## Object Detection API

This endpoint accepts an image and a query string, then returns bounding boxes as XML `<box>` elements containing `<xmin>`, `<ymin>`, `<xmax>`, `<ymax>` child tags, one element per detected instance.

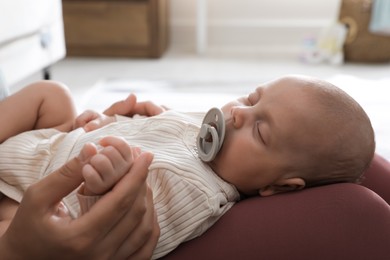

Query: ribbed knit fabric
<box><xmin>0</xmin><ymin>110</ymin><xmax>239</xmax><ymax>258</ymax></box>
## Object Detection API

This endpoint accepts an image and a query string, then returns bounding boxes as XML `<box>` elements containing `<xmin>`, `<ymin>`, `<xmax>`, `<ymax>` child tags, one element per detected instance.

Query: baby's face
<box><xmin>209</xmin><ymin>76</ymin><xmax>321</xmax><ymax>195</ymax></box>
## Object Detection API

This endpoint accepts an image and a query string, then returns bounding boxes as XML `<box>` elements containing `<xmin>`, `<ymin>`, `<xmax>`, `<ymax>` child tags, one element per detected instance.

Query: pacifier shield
<box><xmin>197</xmin><ymin>107</ymin><xmax>226</xmax><ymax>162</ymax></box>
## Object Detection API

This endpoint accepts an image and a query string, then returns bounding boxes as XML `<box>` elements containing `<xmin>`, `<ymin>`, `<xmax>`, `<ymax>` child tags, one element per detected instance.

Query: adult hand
<box><xmin>0</xmin><ymin>144</ymin><xmax>159</xmax><ymax>259</ymax></box>
<box><xmin>104</xmin><ymin>93</ymin><xmax>165</xmax><ymax>118</ymax></box>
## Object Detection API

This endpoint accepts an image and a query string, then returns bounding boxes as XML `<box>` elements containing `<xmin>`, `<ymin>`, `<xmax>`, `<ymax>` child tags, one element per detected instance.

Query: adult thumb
<box><xmin>31</xmin><ymin>144</ymin><xmax>96</xmax><ymax>207</ymax></box>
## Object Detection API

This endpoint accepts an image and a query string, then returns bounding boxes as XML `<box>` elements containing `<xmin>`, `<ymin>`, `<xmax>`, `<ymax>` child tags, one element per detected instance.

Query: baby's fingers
<box><xmin>74</xmin><ymin>110</ymin><xmax>100</xmax><ymax>129</ymax></box>
<box><xmin>83</xmin><ymin>142</ymin><xmax>133</xmax><ymax>195</ymax></box>
<box><xmin>82</xmin><ymin>163</ymin><xmax>106</xmax><ymax>195</ymax></box>
<box><xmin>85</xmin><ymin>116</ymin><xmax>116</xmax><ymax>132</ymax></box>
<box><xmin>99</xmin><ymin>136</ymin><xmax>134</xmax><ymax>162</ymax></box>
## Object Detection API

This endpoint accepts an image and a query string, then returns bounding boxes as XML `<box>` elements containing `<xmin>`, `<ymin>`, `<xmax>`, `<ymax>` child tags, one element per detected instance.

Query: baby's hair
<box><xmin>296</xmin><ymin>77</ymin><xmax>375</xmax><ymax>188</ymax></box>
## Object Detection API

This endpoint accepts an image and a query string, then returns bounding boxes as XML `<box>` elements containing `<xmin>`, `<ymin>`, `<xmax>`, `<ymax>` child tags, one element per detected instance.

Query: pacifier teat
<box><xmin>197</xmin><ymin>107</ymin><xmax>226</xmax><ymax>162</ymax></box>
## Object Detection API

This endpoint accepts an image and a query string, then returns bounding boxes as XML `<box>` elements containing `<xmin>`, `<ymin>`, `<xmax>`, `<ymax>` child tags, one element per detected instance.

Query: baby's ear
<box><xmin>259</xmin><ymin>177</ymin><xmax>305</xmax><ymax>197</ymax></box>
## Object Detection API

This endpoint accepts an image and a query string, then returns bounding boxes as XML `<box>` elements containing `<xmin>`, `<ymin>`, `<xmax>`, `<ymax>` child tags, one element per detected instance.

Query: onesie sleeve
<box><xmin>76</xmin><ymin>190</ymin><xmax>101</xmax><ymax>216</ymax></box>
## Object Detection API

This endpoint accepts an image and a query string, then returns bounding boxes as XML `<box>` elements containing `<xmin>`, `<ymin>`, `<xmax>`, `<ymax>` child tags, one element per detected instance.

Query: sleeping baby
<box><xmin>0</xmin><ymin>75</ymin><xmax>375</xmax><ymax>259</ymax></box>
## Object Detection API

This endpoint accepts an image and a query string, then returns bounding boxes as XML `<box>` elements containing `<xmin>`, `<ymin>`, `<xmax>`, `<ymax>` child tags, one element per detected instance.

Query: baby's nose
<box><xmin>232</xmin><ymin>106</ymin><xmax>250</xmax><ymax>128</ymax></box>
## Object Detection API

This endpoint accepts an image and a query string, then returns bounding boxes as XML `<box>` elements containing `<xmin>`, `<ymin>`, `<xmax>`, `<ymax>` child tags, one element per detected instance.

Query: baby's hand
<box><xmin>81</xmin><ymin>136</ymin><xmax>141</xmax><ymax>196</ymax></box>
<box><xmin>74</xmin><ymin>110</ymin><xmax>116</xmax><ymax>132</ymax></box>
<box><xmin>104</xmin><ymin>93</ymin><xmax>166</xmax><ymax>118</ymax></box>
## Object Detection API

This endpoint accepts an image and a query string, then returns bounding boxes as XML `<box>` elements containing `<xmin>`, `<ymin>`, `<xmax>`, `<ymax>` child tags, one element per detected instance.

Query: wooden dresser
<box><xmin>62</xmin><ymin>0</ymin><xmax>169</xmax><ymax>58</ymax></box>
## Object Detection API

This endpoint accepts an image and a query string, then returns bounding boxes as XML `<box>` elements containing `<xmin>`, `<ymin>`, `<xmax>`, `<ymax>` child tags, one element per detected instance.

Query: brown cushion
<box><xmin>162</xmin><ymin>154</ymin><xmax>390</xmax><ymax>259</ymax></box>
<box><xmin>361</xmin><ymin>153</ymin><xmax>390</xmax><ymax>204</ymax></box>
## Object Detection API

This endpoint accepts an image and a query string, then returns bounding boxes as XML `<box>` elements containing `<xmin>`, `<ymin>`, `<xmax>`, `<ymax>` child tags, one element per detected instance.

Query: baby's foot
<box><xmin>81</xmin><ymin>136</ymin><xmax>139</xmax><ymax>196</ymax></box>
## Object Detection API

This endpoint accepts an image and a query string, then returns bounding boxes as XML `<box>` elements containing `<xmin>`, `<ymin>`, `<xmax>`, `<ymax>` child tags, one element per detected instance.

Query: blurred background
<box><xmin>169</xmin><ymin>0</ymin><xmax>340</xmax><ymax>56</ymax></box>
<box><xmin>1</xmin><ymin>0</ymin><xmax>389</xmax><ymax>158</ymax></box>
<box><xmin>4</xmin><ymin>0</ymin><xmax>390</xmax><ymax>98</ymax></box>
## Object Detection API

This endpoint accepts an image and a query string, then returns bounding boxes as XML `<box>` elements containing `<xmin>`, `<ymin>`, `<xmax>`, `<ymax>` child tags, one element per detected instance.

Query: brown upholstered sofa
<box><xmin>162</xmin><ymin>153</ymin><xmax>390</xmax><ymax>259</ymax></box>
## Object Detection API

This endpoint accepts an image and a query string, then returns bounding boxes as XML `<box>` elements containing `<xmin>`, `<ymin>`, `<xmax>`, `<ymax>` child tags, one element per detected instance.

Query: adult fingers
<box><xmin>103</xmin><ymin>93</ymin><xmax>164</xmax><ymax>117</ymax></box>
<box><xmin>29</xmin><ymin>143</ymin><xmax>97</xmax><ymax>208</ymax></box>
<box><xmin>103</xmin><ymin>94</ymin><xmax>137</xmax><ymax>116</ymax></box>
<box><xmin>73</xmin><ymin>152</ymin><xmax>153</xmax><ymax>241</ymax></box>
<box><xmin>128</xmin><ymin>211</ymin><xmax>160</xmax><ymax>260</ymax></box>
<box><xmin>115</xmin><ymin>185</ymin><xmax>160</xmax><ymax>259</ymax></box>
<box><xmin>131</xmin><ymin>100</ymin><xmax>165</xmax><ymax>117</ymax></box>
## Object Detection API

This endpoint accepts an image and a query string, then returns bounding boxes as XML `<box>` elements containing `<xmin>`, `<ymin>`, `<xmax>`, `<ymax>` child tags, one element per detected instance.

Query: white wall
<box><xmin>169</xmin><ymin>0</ymin><xmax>341</xmax><ymax>57</ymax></box>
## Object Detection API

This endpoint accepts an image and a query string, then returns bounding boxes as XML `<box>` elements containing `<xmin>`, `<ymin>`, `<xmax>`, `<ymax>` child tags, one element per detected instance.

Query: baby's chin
<box><xmin>208</xmin><ymin>157</ymin><xmax>256</xmax><ymax>197</ymax></box>
<box><xmin>207</xmin><ymin>154</ymin><xmax>222</xmax><ymax>175</ymax></box>
<box><xmin>208</xmin><ymin>133</ymin><xmax>230</xmax><ymax>173</ymax></box>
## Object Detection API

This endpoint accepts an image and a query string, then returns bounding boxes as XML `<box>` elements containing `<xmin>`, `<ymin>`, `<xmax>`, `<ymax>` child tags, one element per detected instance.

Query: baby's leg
<box><xmin>81</xmin><ymin>136</ymin><xmax>139</xmax><ymax>196</ymax></box>
<box><xmin>0</xmin><ymin>81</ymin><xmax>77</xmax><ymax>143</ymax></box>
<box><xmin>30</xmin><ymin>81</ymin><xmax>77</xmax><ymax>132</ymax></box>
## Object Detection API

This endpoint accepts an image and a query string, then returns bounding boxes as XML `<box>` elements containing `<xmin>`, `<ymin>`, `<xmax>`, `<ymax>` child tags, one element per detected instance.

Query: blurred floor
<box><xmin>11</xmin><ymin>48</ymin><xmax>390</xmax><ymax>102</ymax></box>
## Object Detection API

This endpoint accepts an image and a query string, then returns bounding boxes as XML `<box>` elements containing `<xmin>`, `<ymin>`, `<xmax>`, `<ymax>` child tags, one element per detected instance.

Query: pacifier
<box><xmin>197</xmin><ymin>107</ymin><xmax>226</xmax><ymax>162</ymax></box>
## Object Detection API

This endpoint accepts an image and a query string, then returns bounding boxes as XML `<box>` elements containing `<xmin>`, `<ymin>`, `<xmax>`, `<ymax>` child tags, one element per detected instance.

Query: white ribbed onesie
<box><xmin>0</xmin><ymin>110</ymin><xmax>240</xmax><ymax>259</ymax></box>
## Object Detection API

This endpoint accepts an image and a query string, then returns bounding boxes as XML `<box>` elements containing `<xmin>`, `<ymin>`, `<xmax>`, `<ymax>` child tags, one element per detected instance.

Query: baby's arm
<box><xmin>80</xmin><ymin>136</ymin><xmax>140</xmax><ymax>196</ymax></box>
<box><xmin>75</xmin><ymin>93</ymin><xmax>166</xmax><ymax>133</ymax></box>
